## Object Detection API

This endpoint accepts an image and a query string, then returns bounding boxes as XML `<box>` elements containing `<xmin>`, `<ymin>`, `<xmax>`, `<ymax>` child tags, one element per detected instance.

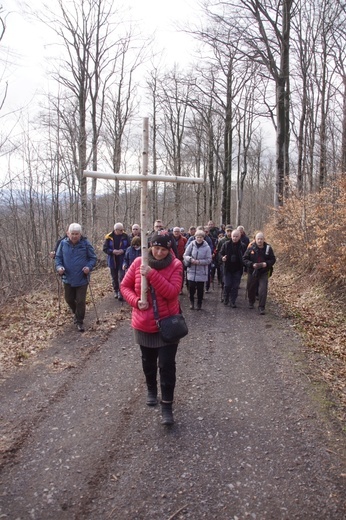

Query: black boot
<box><xmin>189</xmin><ymin>300</ymin><xmax>194</xmax><ymax>310</ymax></box>
<box><xmin>141</xmin><ymin>352</ymin><xmax>158</xmax><ymax>406</ymax></box>
<box><xmin>146</xmin><ymin>389</ymin><xmax>158</xmax><ymax>406</ymax></box>
<box><xmin>197</xmin><ymin>301</ymin><xmax>202</xmax><ymax>310</ymax></box>
<box><xmin>161</xmin><ymin>402</ymin><xmax>174</xmax><ymax>425</ymax></box>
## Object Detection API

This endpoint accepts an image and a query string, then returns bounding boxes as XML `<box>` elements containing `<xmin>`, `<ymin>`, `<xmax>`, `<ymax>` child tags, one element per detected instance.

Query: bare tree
<box><xmin>204</xmin><ymin>0</ymin><xmax>294</xmax><ymax>207</ymax></box>
<box><xmin>154</xmin><ymin>67</ymin><xmax>193</xmax><ymax>223</ymax></box>
<box><xmin>234</xmin><ymin>68</ymin><xmax>259</xmax><ymax>225</ymax></box>
<box><xmin>0</xmin><ymin>8</ymin><xmax>7</xmax><ymax>112</ymax></box>
<box><xmin>290</xmin><ymin>0</ymin><xmax>316</xmax><ymax>193</ymax></box>
<box><xmin>185</xmin><ymin>8</ymin><xmax>268</xmax><ymax>222</ymax></box>
<box><xmin>330</xmin><ymin>0</ymin><xmax>346</xmax><ymax>175</ymax></box>
<box><xmin>36</xmin><ymin>0</ymin><xmax>133</xmax><ymax>230</ymax></box>
<box><xmin>102</xmin><ymin>34</ymin><xmax>143</xmax><ymax>226</ymax></box>
<box><xmin>146</xmin><ymin>65</ymin><xmax>162</xmax><ymax>222</ymax></box>
<box><xmin>290</xmin><ymin>0</ymin><xmax>344</xmax><ymax>192</ymax></box>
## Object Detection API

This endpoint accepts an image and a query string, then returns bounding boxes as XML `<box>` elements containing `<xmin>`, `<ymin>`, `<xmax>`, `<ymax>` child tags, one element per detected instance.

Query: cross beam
<box><xmin>84</xmin><ymin>117</ymin><xmax>204</xmax><ymax>302</ymax></box>
<box><xmin>83</xmin><ymin>171</ymin><xmax>204</xmax><ymax>184</ymax></box>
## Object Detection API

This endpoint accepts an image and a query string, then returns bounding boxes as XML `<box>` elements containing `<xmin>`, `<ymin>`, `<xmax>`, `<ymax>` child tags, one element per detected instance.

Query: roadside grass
<box><xmin>270</xmin><ymin>267</ymin><xmax>346</xmax><ymax>425</ymax></box>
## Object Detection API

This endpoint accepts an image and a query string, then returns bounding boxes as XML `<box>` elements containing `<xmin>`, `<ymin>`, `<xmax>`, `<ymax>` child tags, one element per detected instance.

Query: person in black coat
<box><xmin>220</xmin><ymin>229</ymin><xmax>247</xmax><ymax>307</ymax></box>
<box><xmin>103</xmin><ymin>222</ymin><xmax>130</xmax><ymax>301</ymax></box>
<box><xmin>243</xmin><ymin>231</ymin><xmax>276</xmax><ymax>315</ymax></box>
<box><xmin>237</xmin><ymin>225</ymin><xmax>250</xmax><ymax>247</ymax></box>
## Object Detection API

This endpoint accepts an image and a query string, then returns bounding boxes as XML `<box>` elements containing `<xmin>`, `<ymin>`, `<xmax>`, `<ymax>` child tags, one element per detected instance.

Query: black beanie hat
<box><xmin>150</xmin><ymin>232</ymin><xmax>172</xmax><ymax>250</ymax></box>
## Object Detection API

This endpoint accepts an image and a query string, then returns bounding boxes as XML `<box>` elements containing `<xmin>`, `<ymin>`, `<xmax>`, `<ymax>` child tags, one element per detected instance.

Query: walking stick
<box><xmin>57</xmin><ymin>274</ymin><xmax>62</xmax><ymax>320</ymax></box>
<box><xmin>87</xmin><ymin>276</ymin><xmax>100</xmax><ymax>324</ymax></box>
<box><xmin>53</xmin><ymin>259</ymin><xmax>62</xmax><ymax>323</ymax></box>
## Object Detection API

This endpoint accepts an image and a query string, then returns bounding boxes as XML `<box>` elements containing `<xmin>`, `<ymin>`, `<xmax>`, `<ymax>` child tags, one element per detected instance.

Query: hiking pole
<box><xmin>55</xmin><ymin>271</ymin><xmax>62</xmax><ymax>322</ymax></box>
<box><xmin>87</xmin><ymin>276</ymin><xmax>100</xmax><ymax>323</ymax></box>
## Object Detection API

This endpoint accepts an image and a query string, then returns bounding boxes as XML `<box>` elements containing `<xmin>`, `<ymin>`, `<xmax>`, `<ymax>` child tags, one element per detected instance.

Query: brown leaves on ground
<box><xmin>0</xmin><ymin>268</ymin><xmax>124</xmax><ymax>374</ymax></box>
<box><xmin>264</xmin><ymin>176</ymin><xmax>346</xmax><ymax>424</ymax></box>
<box><xmin>271</xmin><ymin>267</ymin><xmax>346</xmax><ymax>423</ymax></box>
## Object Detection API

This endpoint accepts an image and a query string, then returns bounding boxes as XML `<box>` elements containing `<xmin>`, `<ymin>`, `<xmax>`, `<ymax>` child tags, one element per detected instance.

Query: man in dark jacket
<box><xmin>237</xmin><ymin>225</ymin><xmax>250</xmax><ymax>247</ymax></box>
<box><xmin>220</xmin><ymin>229</ymin><xmax>247</xmax><ymax>307</ymax></box>
<box><xmin>55</xmin><ymin>223</ymin><xmax>97</xmax><ymax>332</ymax></box>
<box><xmin>215</xmin><ymin>225</ymin><xmax>233</xmax><ymax>293</ymax></box>
<box><xmin>103</xmin><ymin>222</ymin><xmax>130</xmax><ymax>301</ymax></box>
<box><xmin>243</xmin><ymin>231</ymin><xmax>276</xmax><ymax>315</ymax></box>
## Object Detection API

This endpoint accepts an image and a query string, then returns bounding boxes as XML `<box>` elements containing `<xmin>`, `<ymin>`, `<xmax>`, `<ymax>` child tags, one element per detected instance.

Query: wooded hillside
<box><xmin>1</xmin><ymin>0</ymin><xmax>345</xmax><ymax>303</ymax></box>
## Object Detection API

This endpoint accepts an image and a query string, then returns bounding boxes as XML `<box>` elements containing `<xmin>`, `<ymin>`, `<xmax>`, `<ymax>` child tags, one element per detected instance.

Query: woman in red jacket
<box><xmin>121</xmin><ymin>233</ymin><xmax>184</xmax><ymax>426</ymax></box>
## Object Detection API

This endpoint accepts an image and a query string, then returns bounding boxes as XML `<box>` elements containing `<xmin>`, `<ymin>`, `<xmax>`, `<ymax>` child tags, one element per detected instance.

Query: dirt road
<box><xmin>0</xmin><ymin>283</ymin><xmax>345</xmax><ymax>519</ymax></box>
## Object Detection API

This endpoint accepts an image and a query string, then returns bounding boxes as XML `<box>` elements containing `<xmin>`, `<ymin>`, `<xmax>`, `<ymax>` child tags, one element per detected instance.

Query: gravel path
<box><xmin>0</xmin><ymin>283</ymin><xmax>345</xmax><ymax>519</ymax></box>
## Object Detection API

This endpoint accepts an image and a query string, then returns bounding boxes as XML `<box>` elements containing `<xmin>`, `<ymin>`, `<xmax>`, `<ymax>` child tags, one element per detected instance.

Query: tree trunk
<box><xmin>342</xmin><ymin>78</ymin><xmax>346</xmax><ymax>174</ymax></box>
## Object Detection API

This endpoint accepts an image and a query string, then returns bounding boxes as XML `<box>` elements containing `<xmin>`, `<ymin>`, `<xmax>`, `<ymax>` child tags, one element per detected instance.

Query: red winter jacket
<box><xmin>175</xmin><ymin>235</ymin><xmax>187</xmax><ymax>261</ymax></box>
<box><xmin>120</xmin><ymin>255</ymin><xmax>183</xmax><ymax>334</ymax></box>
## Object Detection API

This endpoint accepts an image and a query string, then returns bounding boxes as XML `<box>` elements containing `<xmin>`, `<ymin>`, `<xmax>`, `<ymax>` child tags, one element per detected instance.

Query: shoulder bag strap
<box><xmin>150</xmin><ymin>285</ymin><xmax>183</xmax><ymax>319</ymax></box>
<box><xmin>150</xmin><ymin>286</ymin><xmax>160</xmax><ymax>323</ymax></box>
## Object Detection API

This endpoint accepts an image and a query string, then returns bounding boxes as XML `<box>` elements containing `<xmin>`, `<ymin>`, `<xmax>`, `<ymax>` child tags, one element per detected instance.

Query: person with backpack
<box><xmin>215</xmin><ymin>225</ymin><xmax>233</xmax><ymax>294</ymax></box>
<box><xmin>220</xmin><ymin>228</ymin><xmax>247</xmax><ymax>308</ymax></box>
<box><xmin>55</xmin><ymin>223</ymin><xmax>97</xmax><ymax>332</ymax></box>
<box><xmin>103</xmin><ymin>222</ymin><xmax>130</xmax><ymax>301</ymax></box>
<box><xmin>243</xmin><ymin>231</ymin><xmax>276</xmax><ymax>315</ymax></box>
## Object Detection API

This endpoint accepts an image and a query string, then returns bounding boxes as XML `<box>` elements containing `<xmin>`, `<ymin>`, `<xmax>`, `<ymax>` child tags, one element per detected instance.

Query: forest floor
<box><xmin>0</xmin><ymin>266</ymin><xmax>345</xmax><ymax>519</ymax></box>
<box><xmin>1</xmin><ymin>264</ymin><xmax>345</xmax><ymax>424</ymax></box>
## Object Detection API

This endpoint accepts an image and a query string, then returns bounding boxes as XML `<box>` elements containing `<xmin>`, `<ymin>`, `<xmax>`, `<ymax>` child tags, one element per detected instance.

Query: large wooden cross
<box><xmin>84</xmin><ymin>117</ymin><xmax>204</xmax><ymax>302</ymax></box>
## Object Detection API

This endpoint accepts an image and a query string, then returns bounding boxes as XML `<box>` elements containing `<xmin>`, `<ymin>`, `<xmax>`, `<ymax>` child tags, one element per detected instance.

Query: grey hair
<box><xmin>68</xmin><ymin>223</ymin><xmax>82</xmax><ymax>233</ymax></box>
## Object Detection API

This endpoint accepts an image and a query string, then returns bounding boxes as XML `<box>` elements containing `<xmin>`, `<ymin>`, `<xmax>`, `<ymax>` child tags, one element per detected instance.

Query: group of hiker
<box><xmin>53</xmin><ymin>219</ymin><xmax>276</xmax><ymax>426</ymax></box>
<box><xmin>52</xmin><ymin>219</ymin><xmax>276</xmax><ymax>329</ymax></box>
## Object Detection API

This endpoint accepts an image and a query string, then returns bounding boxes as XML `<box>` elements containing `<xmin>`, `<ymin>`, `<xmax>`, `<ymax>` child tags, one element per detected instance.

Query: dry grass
<box><xmin>270</xmin><ymin>266</ymin><xmax>346</xmax><ymax>424</ymax></box>
<box><xmin>0</xmin><ymin>268</ymin><xmax>114</xmax><ymax>373</ymax></box>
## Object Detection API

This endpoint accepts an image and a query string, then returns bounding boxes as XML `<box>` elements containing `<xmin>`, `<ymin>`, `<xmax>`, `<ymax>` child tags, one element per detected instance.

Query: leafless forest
<box><xmin>0</xmin><ymin>0</ymin><xmax>345</xmax><ymax>304</ymax></box>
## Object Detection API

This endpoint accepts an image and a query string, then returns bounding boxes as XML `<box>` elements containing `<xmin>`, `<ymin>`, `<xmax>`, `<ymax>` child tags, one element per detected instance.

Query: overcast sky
<box><xmin>2</xmin><ymin>0</ymin><xmax>201</xmax><ymax>113</ymax></box>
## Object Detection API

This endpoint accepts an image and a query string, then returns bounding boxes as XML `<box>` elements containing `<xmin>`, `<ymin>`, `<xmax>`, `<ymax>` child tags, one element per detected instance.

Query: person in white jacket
<box><xmin>183</xmin><ymin>230</ymin><xmax>212</xmax><ymax>310</ymax></box>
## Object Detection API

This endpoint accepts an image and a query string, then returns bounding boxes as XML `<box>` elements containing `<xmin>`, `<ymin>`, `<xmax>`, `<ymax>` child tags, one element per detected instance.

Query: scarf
<box><xmin>148</xmin><ymin>249</ymin><xmax>173</xmax><ymax>270</ymax></box>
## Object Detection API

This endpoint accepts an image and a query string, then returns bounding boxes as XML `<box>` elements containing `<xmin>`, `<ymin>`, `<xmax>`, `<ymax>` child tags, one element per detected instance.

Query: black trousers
<box><xmin>110</xmin><ymin>267</ymin><xmax>124</xmax><ymax>293</ymax></box>
<box><xmin>140</xmin><ymin>344</ymin><xmax>178</xmax><ymax>402</ymax></box>
<box><xmin>224</xmin><ymin>269</ymin><xmax>243</xmax><ymax>303</ymax></box>
<box><xmin>189</xmin><ymin>280</ymin><xmax>204</xmax><ymax>304</ymax></box>
<box><xmin>64</xmin><ymin>283</ymin><xmax>88</xmax><ymax>324</ymax></box>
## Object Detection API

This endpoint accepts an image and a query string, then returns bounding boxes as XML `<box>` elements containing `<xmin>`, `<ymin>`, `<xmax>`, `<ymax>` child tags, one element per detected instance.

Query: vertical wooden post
<box><xmin>83</xmin><ymin>117</ymin><xmax>204</xmax><ymax>303</ymax></box>
<box><xmin>141</xmin><ymin>117</ymin><xmax>149</xmax><ymax>302</ymax></box>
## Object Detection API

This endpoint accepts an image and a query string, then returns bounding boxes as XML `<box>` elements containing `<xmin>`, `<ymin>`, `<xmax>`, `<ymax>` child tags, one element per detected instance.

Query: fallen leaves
<box><xmin>0</xmin><ymin>268</ymin><xmax>115</xmax><ymax>374</ymax></box>
<box><xmin>271</xmin><ymin>266</ymin><xmax>346</xmax><ymax>423</ymax></box>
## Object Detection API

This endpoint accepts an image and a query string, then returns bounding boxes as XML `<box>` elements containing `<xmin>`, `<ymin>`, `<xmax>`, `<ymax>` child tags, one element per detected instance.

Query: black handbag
<box><xmin>150</xmin><ymin>287</ymin><xmax>188</xmax><ymax>343</ymax></box>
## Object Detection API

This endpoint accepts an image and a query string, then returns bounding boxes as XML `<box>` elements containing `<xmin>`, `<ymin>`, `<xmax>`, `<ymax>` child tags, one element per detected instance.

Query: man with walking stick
<box><xmin>55</xmin><ymin>223</ymin><xmax>97</xmax><ymax>332</ymax></box>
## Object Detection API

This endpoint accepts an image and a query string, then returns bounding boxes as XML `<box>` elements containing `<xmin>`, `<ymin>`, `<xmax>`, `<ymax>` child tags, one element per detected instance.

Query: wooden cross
<box><xmin>84</xmin><ymin>117</ymin><xmax>204</xmax><ymax>302</ymax></box>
